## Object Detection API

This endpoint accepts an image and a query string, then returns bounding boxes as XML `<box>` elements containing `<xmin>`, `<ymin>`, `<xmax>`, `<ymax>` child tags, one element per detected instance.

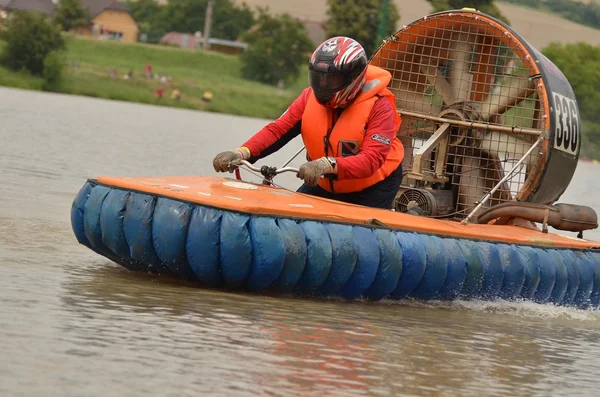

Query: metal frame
<box><xmin>397</xmin><ymin>110</ymin><xmax>543</xmax><ymax>137</ymax></box>
<box><xmin>461</xmin><ymin>136</ymin><xmax>544</xmax><ymax>224</ymax></box>
<box><xmin>406</xmin><ymin>122</ymin><xmax>451</xmax><ymax>183</ymax></box>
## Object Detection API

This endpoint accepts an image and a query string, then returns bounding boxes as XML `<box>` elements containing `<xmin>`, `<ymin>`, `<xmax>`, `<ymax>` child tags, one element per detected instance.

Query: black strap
<box><xmin>322</xmin><ymin>109</ymin><xmax>343</xmax><ymax>194</ymax></box>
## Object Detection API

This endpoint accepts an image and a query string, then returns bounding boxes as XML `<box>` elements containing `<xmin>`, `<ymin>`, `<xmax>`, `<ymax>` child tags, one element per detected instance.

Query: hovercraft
<box><xmin>71</xmin><ymin>9</ymin><xmax>600</xmax><ymax>308</ymax></box>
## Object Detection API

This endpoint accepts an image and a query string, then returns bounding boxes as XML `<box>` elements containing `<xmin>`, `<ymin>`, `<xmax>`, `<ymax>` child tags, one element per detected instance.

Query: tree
<box><xmin>426</xmin><ymin>0</ymin><xmax>510</xmax><ymax>25</ymax></box>
<box><xmin>126</xmin><ymin>0</ymin><xmax>162</xmax><ymax>24</ymax></box>
<box><xmin>54</xmin><ymin>0</ymin><xmax>91</xmax><ymax>32</ymax></box>
<box><xmin>0</xmin><ymin>11</ymin><xmax>66</xmax><ymax>76</ymax></box>
<box><xmin>125</xmin><ymin>0</ymin><xmax>169</xmax><ymax>43</ymax></box>
<box><xmin>325</xmin><ymin>0</ymin><xmax>400</xmax><ymax>58</ymax></box>
<box><xmin>213</xmin><ymin>1</ymin><xmax>255</xmax><ymax>41</ymax></box>
<box><xmin>164</xmin><ymin>0</ymin><xmax>254</xmax><ymax>40</ymax></box>
<box><xmin>542</xmin><ymin>42</ymin><xmax>600</xmax><ymax>158</ymax></box>
<box><xmin>240</xmin><ymin>12</ymin><xmax>314</xmax><ymax>86</ymax></box>
<box><xmin>125</xmin><ymin>0</ymin><xmax>256</xmax><ymax>44</ymax></box>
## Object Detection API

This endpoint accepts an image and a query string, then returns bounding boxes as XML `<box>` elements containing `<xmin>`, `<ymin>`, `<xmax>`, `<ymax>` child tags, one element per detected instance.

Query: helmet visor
<box><xmin>309</xmin><ymin>70</ymin><xmax>351</xmax><ymax>104</ymax></box>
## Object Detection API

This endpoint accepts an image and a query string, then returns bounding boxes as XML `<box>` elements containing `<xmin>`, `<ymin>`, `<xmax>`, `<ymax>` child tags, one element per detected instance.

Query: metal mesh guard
<box><xmin>371</xmin><ymin>11</ymin><xmax>547</xmax><ymax>220</ymax></box>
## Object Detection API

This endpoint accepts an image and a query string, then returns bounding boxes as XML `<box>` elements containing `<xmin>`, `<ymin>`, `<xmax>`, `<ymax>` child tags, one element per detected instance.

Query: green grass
<box><xmin>0</xmin><ymin>35</ymin><xmax>307</xmax><ymax>119</ymax></box>
<box><xmin>0</xmin><ymin>65</ymin><xmax>43</xmax><ymax>90</ymax></box>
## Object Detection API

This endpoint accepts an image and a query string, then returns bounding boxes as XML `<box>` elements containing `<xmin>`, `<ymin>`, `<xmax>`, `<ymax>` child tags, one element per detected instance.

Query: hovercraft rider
<box><xmin>213</xmin><ymin>36</ymin><xmax>405</xmax><ymax>210</ymax></box>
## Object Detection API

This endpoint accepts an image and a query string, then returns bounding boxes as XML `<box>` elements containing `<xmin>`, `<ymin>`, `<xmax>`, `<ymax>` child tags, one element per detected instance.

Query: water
<box><xmin>1</xmin><ymin>86</ymin><xmax>600</xmax><ymax>396</ymax></box>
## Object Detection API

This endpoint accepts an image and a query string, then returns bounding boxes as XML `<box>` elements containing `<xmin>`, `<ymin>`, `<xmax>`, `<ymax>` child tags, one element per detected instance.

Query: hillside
<box><xmin>495</xmin><ymin>2</ymin><xmax>600</xmax><ymax>47</ymax></box>
<box><xmin>233</xmin><ymin>0</ymin><xmax>600</xmax><ymax>49</ymax></box>
<box><xmin>0</xmin><ymin>37</ymin><xmax>304</xmax><ymax>119</ymax></box>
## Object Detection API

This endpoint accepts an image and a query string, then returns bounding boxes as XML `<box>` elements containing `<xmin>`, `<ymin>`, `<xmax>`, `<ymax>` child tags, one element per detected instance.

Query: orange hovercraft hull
<box><xmin>70</xmin><ymin>175</ymin><xmax>600</xmax><ymax>308</ymax></box>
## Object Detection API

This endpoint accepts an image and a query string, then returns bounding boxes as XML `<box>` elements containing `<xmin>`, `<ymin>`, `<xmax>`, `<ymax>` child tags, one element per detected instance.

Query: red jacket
<box><xmin>242</xmin><ymin>87</ymin><xmax>399</xmax><ymax>180</ymax></box>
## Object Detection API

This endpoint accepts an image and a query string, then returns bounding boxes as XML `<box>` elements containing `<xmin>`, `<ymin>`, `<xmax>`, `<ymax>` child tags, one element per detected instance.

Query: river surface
<box><xmin>1</xmin><ymin>86</ymin><xmax>600</xmax><ymax>397</ymax></box>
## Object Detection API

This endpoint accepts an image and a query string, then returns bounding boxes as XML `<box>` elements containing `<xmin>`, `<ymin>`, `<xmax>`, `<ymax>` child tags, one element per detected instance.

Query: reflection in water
<box><xmin>58</xmin><ymin>262</ymin><xmax>600</xmax><ymax>396</ymax></box>
<box><xmin>2</xmin><ymin>87</ymin><xmax>600</xmax><ymax>396</ymax></box>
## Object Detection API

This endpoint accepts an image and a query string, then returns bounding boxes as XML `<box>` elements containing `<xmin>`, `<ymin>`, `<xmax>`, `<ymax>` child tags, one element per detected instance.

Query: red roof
<box><xmin>159</xmin><ymin>32</ymin><xmax>199</xmax><ymax>50</ymax></box>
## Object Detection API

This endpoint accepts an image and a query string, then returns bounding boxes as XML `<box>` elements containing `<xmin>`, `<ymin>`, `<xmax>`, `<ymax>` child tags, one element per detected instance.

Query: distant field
<box><xmin>234</xmin><ymin>0</ymin><xmax>600</xmax><ymax>49</ymax></box>
<box><xmin>0</xmin><ymin>36</ymin><xmax>306</xmax><ymax>119</ymax></box>
<box><xmin>495</xmin><ymin>2</ymin><xmax>600</xmax><ymax>47</ymax></box>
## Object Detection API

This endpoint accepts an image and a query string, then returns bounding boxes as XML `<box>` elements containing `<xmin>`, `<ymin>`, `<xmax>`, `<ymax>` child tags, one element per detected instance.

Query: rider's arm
<box><xmin>335</xmin><ymin>97</ymin><xmax>399</xmax><ymax>180</ymax></box>
<box><xmin>241</xmin><ymin>88</ymin><xmax>311</xmax><ymax>162</ymax></box>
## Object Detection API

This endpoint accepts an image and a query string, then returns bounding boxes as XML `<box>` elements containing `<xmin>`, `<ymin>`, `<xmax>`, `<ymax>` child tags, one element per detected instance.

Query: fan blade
<box><xmin>479</xmin><ymin>131</ymin><xmax>539</xmax><ymax>174</ymax></box>
<box><xmin>457</xmin><ymin>156</ymin><xmax>486</xmax><ymax>214</ymax></box>
<box><xmin>448</xmin><ymin>37</ymin><xmax>473</xmax><ymax>103</ymax></box>
<box><xmin>479</xmin><ymin>131</ymin><xmax>527</xmax><ymax>157</ymax></box>
<box><xmin>390</xmin><ymin>80</ymin><xmax>442</xmax><ymax>115</ymax></box>
<box><xmin>479</xmin><ymin>76</ymin><xmax>535</xmax><ymax>121</ymax></box>
<box><xmin>420</xmin><ymin>64</ymin><xmax>456</xmax><ymax>106</ymax></box>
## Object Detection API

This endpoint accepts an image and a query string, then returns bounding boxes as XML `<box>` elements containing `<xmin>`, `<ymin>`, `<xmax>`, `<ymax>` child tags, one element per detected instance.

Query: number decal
<box><xmin>555</xmin><ymin>97</ymin><xmax>563</xmax><ymax>147</ymax></box>
<box><xmin>553</xmin><ymin>93</ymin><xmax>579</xmax><ymax>154</ymax></box>
<box><xmin>569</xmin><ymin>100</ymin><xmax>578</xmax><ymax>153</ymax></box>
<box><xmin>562</xmin><ymin>97</ymin><xmax>571</xmax><ymax>147</ymax></box>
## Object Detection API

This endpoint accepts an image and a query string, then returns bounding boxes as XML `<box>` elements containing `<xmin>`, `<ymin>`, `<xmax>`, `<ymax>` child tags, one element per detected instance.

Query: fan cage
<box><xmin>396</xmin><ymin>189</ymin><xmax>431</xmax><ymax>213</ymax></box>
<box><xmin>372</xmin><ymin>11</ymin><xmax>549</xmax><ymax>220</ymax></box>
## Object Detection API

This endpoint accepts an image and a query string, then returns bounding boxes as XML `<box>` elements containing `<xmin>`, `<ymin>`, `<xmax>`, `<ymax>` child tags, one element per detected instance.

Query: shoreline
<box><xmin>0</xmin><ymin>36</ymin><xmax>306</xmax><ymax>120</ymax></box>
<box><xmin>2</xmin><ymin>83</ymin><xmax>598</xmax><ymax>164</ymax></box>
<box><xmin>0</xmin><ymin>84</ymin><xmax>276</xmax><ymax>123</ymax></box>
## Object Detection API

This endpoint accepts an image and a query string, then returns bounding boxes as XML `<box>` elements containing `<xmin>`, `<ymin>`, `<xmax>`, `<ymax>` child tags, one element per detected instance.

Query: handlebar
<box><xmin>235</xmin><ymin>159</ymin><xmax>300</xmax><ymax>175</ymax></box>
<box><xmin>229</xmin><ymin>159</ymin><xmax>300</xmax><ymax>184</ymax></box>
<box><xmin>230</xmin><ymin>159</ymin><xmax>328</xmax><ymax>185</ymax></box>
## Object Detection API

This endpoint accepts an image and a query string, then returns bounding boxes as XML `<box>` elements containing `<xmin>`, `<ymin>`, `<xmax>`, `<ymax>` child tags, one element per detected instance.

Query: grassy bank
<box><xmin>0</xmin><ymin>36</ymin><xmax>306</xmax><ymax>119</ymax></box>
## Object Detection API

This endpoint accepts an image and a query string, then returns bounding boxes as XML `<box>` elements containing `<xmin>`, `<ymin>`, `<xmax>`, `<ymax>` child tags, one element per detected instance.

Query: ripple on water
<box><xmin>2</xmin><ymin>88</ymin><xmax>600</xmax><ymax>397</ymax></box>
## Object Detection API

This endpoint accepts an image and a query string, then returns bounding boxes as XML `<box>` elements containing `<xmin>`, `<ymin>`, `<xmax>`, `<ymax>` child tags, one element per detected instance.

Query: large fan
<box><xmin>371</xmin><ymin>9</ymin><xmax>581</xmax><ymax>221</ymax></box>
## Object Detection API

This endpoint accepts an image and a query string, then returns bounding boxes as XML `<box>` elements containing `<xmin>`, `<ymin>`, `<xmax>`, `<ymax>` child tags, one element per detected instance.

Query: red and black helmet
<box><xmin>308</xmin><ymin>37</ymin><xmax>368</xmax><ymax>108</ymax></box>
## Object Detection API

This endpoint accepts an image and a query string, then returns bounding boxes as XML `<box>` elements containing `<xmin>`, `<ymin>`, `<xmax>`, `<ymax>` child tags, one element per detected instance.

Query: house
<box><xmin>159</xmin><ymin>32</ymin><xmax>200</xmax><ymax>50</ymax></box>
<box><xmin>74</xmin><ymin>0</ymin><xmax>139</xmax><ymax>43</ymax></box>
<box><xmin>159</xmin><ymin>32</ymin><xmax>248</xmax><ymax>55</ymax></box>
<box><xmin>207</xmin><ymin>37</ymin><xmax>248</xmax><ymax>55</ymax></box>
<box><xmin>0</xmin><ymin>0</ymin><xmax>9</xmax><ymax>21</ymax></box>
<box><xmin>0</xmin><ymin>1</ymin><xmax>138</xmax><ymax>43</ymax></box>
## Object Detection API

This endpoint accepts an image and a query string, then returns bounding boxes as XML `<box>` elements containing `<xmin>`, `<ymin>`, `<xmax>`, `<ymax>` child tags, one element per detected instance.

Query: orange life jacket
<box><xmin>301</xmin><ymin>65</ymin><xmax>404</xmax><ymax>194</ymax></box>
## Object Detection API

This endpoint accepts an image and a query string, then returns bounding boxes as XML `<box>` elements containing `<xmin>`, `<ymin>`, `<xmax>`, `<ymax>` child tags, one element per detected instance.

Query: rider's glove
<box><xmin>297</xmin><ymin>157</ymin><xmax>333</xmax><ymax>186</ymax></box>
<box><xmin>212</xmin><ymin>147</ymin><xmax>251</xmax><ymax>172</ymax></box>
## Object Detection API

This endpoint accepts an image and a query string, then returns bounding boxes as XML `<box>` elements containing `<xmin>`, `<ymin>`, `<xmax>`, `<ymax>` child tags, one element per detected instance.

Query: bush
<box><xmin>41</xmin><ymin>51</ymin><xmax>65</xmax><ymax>91</ymax></box>
<box><xmin>0</xmin><ymin>11</ymin><xmax>65</xmax><ymax>76</ymax></box>
<box><xmin>240</xmin><ymin>12</ymin><xmax>314</xmax><ymax>86</ymax></box>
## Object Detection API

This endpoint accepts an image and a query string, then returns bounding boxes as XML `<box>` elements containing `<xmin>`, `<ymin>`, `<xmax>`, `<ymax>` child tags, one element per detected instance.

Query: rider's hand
<box><xmin>212</xmin><ymin>147</ymin><xmax>250</xmax><ymax>172</ymax></box>
<box><xmin>297</xmin><ymin>157</ymin><xmax>333</xmax><ymax>186</ymax></box>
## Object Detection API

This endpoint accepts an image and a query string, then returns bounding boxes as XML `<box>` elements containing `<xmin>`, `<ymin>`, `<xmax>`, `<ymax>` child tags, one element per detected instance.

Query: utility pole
<box><xmin>203</xmin><ymin>0</ymin><xmax>215</xmax><ymax>50</ymax></box>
